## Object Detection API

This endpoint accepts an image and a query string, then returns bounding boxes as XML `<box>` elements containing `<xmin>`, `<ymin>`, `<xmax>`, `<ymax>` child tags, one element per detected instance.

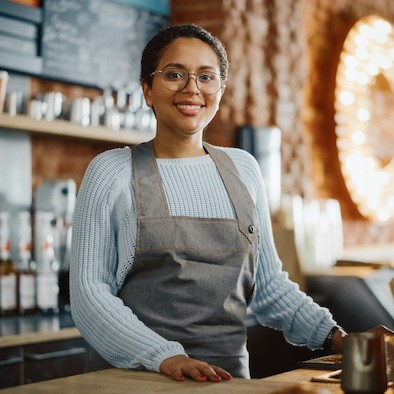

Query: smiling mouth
<box><xmin>176</xmin><ymin>104</ymin><xmax>203</xmax><ymax>110</ymax></box>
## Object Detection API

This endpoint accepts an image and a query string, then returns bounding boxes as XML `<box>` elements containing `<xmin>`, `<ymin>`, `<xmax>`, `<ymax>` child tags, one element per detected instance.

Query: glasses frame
<box><xmin>150</xmin><ymin>68</ymin><xmax>224</xmax><ymax>95</ymax></box>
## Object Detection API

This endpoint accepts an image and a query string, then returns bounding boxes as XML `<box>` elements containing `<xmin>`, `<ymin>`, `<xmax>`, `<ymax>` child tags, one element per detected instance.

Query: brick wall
<box><xmin>31</xmin><ymin>134</ymin><xmax>119</xmax><ymax>191</ymax></box>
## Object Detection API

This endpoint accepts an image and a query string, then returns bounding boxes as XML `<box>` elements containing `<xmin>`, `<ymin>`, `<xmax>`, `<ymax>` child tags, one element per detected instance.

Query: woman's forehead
<box><xmin>157</xmin><ymin>38</ymin><xmax>220</xmax><ymax>70</ymax></box>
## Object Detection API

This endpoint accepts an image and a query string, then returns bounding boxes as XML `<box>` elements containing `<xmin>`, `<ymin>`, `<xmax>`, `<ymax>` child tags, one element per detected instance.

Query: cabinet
<box><xmin>24</xmin><ymin>337</ymin><xmax>88</xmax><ymax>384</ymax></box>
<box><xmin>0</xmin><ymin>336</ymin><xmax>88</xmax><ymax>389</ymax></box>
<box><xmin>246</xmin><ymin>325</ymin><xmax>328</xmax><ymax>378</ymax></box>
<box><xmin>0</xmin><ymin>113</ymin><xmax>153</xmax><ymax>145</ymax></box>
<box><xmin>0</xmin><ymin>346</ymin><xmax>23</xmax><ymax>388</ymax></box>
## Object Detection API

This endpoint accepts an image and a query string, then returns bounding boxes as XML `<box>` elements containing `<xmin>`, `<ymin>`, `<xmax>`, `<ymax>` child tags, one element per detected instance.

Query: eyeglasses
<box><xmin>150</xmin><ymin>67</ymin><xmax>223</xmax><ymax>95</ymax></box>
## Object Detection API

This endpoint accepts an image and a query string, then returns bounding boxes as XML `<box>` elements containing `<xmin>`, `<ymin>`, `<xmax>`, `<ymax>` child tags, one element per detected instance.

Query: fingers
<box><xmin>212</xmin><ymin>366</ymin><xmax>233</xmax><ymax>381</ymax></box>
<box><xmin>160</xmin><ymin>355</ymin><xmax>233</xmax><ymax>382</ymax></box>
<box><xmin>185</xmin><ymin>363</ymin><xmax>232</xmax><ymax>382</ymax></box>
<box><xmin>184</xmin><ymin>364</ymin><xmax>221</xmax><ymax>382</ymax></box>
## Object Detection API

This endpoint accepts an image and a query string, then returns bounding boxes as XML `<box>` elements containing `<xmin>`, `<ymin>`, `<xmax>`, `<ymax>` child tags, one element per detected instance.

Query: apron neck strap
<box><xmin>203</xmin><ymin>142</ymin><xmax>257</xmax><ymax>243</ymax></box>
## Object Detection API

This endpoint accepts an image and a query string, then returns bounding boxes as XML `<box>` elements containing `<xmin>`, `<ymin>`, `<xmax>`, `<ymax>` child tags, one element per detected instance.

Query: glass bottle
<box><xmin>36</xmin><ymin>212</ymin><xmax>59</xmax><ymax>315</ymax></box>
<box><xmin>54</xmin><ymin>215</ymin><xmax>72</xmax><ymax>313</ymax></box>
<box><xmin>16</xmin><ymin>211</ymin><xmax>37</xmax><ymax>315</ymax></box>
<box><xmin>0</xmin><ymin>212</ymin><xmax>17</xmax><ymax>316</ymax></box>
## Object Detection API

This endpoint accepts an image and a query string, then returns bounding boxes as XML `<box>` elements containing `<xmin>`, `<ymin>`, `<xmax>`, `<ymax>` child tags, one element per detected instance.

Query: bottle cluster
<box><xmin>0</xmin><ymin>211</ymin><xmax>66</xmax><ymax>316</ymax></box>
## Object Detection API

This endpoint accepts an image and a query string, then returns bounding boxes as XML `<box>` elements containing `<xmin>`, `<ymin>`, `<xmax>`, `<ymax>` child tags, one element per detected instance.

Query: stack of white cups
<box><xmin>280</xmin><ymin>195</ymin><xmax>344</xmax><ymax>273</ymax></box>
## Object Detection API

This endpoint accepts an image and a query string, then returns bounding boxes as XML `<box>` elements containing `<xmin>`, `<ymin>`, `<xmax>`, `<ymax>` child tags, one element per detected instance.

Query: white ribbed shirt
<box><xmin>70</xmin><ymin>144</ymin><xmax>336</xmax><ymax>372</ymax></box>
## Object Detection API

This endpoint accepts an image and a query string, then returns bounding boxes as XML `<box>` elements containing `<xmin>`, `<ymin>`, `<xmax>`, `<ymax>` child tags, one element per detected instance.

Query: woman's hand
<box><xmin>331</xmin><ymin>327</ymin><xmax>348</xmax><ymax>354</ymax></box>
<box><xmin>159</xmin><ymin>355</ymin><xmax>233</xmax><ymax>382</ymax></box>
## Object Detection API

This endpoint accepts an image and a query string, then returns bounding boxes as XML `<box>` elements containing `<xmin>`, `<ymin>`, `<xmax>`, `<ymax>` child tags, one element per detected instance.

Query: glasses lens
<box><xmin>197</xmin><ymin>72</ymin><xmax>221</xmax><ymax>94</ymax></box>
<box><xmin>160</xmin><ymin>68</ymin><xmax>221</xmax><ymax>94</ymax></box>
<box><xmin>161</xmin><ymin>69</ymin><xmax>187</xmax><ymax>92</ymax></box>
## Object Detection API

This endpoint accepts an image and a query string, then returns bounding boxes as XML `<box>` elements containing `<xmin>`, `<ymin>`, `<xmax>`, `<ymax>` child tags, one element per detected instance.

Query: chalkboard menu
<box><xmin>41</xmin><ymin>0</ymin><xmax>167</xmax><ymax>89</ymax></box>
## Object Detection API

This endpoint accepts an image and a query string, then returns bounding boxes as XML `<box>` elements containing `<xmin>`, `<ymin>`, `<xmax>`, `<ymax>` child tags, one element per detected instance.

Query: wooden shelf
<box><xmin>0</xmin><ymin>327</ymin><xmax>81</xmax><ymax>349</ymax></box>
<box><xmin>0</xmin><ymin>114</ymin><xmax>154</xmax><ymax>145</ymax></box>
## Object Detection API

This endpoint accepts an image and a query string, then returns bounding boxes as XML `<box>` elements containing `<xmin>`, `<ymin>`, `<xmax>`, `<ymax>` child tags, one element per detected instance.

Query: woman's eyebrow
<box><xmin>162</xmin><ymin>63</ymin><xmax>185</xmax><ymax>69</ymax></box>
<box><xmin>162</xmin><ymin>63</ymin><xmax>218</xmax><ymax>72</ymax></box>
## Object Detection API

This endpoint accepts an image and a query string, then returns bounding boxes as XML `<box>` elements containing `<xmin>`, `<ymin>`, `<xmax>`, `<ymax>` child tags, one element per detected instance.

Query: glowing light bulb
<box><xmin>376</xmin><ymin>170</ymin><xmax>390</xmax><ymax>186</ymax></box>
<box><xmin>388</xmin><ymin>196</ymin><xmax>394</xmax><ymax>209</ymax></box>
<box><xmin>344</xmin><ymin>55</ymin><xmax>358</xmax><ymax>69</ymax></box>
<box><xmin>352</xmin><ymin>130</ymin><xmax>366</xmax><ymax>145</ymax></box>
<box><xmin>354</xmin><ymin>34</ymin><xmax>368</xmax><ymax>47</ymax></box>
<box><xmin>365</xmin><ymin>62</ymin><xmax>379</xmax><ymax>75</ymax></box>
<box><xmin>377</xmin><ymin>207</ymin><xmax>391</xmax><ymax>222</ymax></box>
<box><xmin>339</xmin><ymin>91</ymin><xmax>354</xmax><ymax>105</ymax></box>
<box><xmin>359</xmin><ymin>24</ymin><xmax>373</xmax><ymax>38</ymax></box>
<box><xmin>356</xmin><ymin>183</ymin><xmax>369</xmax><ymax>196</ymax></box>
<box><xmin>371</xmin><ymin>53</ymin><xmax>391</xmax><ymax>69</ymax></box>
<box><xmin>355</xmin><ymin>71</ymin><xmax>370</xmax><ymax>84</ymax></box>
<box><xmin>355</xmin><ymin>47</ymin><xmax>369</xmax><ymax>60</ymax></box>
<box><xmin>367</xmin><ymin>195</ymin><xmax>380</xmax><ymax>209</ymax></box>
<box><xmin>374</xmin><ymin>19</ymin><xmax>392</xmax><ymax>35</ymax></box>
<box><xmin>356</xmin><ymin>108</ymin><xmax>370</xmax><ymax>122</ymax></box>
<box><xmin>345</xmin><ymin>68</ymin><xmax>357</xmax><ymax>81</ymax></box>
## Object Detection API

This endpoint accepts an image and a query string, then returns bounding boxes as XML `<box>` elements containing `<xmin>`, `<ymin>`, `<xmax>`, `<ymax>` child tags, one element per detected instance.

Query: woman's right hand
<box><xmin>159</xmin><ymin>355</ymin><xmax>232</xmax><ymax>382</ymax></box>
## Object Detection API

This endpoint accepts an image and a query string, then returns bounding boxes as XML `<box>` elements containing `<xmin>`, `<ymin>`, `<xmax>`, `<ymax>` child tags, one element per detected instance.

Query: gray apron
<box><xmin>88</xmin><ymin>141</ymin><xmax>259</xmax><ymax>378</ymax></box>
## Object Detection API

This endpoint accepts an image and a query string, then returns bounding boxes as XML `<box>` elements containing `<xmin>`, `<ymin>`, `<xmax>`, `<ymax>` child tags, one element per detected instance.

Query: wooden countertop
<box><xmin>305</xmin><ymin>265</ymin><xmax>391</xmax><ymax>278</ymax></box>
<box><xmin>0</xmin><ymin>368</ymin><xmax>392</xmax><ymax>394</ymax></box>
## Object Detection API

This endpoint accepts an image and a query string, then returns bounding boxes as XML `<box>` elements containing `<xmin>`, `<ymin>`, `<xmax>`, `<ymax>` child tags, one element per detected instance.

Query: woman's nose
<box><xmin>183</xmin><ymin>74</ymin><xmax>200</xmax><ymax>93</ymax></box>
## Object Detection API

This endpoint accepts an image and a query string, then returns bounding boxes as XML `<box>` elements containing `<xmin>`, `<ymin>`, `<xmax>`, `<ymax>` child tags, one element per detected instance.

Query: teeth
<box><xmin>177</xmin><ymin>104</ymin><xmax>201</xmax><ymax>110</ymax></box>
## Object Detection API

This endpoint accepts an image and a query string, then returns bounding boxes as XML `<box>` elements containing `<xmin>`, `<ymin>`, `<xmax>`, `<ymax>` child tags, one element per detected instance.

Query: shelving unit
<box><xmin>0</xmin><ymin>114</ymin><xmax>154</xmax><ymax>144</ymax></box>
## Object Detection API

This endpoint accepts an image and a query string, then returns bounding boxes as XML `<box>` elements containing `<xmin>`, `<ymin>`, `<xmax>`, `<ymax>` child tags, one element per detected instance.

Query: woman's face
<box><xmin>143</xmin><ymin>38</ymin><xmax>225</xmax><ymax>140</ymax></box>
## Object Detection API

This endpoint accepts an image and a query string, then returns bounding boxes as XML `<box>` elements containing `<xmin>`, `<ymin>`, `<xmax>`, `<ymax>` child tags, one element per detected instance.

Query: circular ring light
<box><xmin>335</xmin><ymin>15</ymin><xmax>394</xmax><ymax>222</ymax></box>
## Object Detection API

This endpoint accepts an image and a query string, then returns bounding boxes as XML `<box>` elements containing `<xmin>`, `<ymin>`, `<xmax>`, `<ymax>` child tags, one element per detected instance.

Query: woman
<box><xmin>70</xmin><ymin>24</ymin><xmax>345</xmax><ymax>382</ymax></box>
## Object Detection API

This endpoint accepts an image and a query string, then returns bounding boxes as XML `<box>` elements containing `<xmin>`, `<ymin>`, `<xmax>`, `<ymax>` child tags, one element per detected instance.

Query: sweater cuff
<box><xmin>140</xmin><ymin>341</ymin><xmax>188</xmax><ymax>372</ymax></box>
<box><xmin>312</xmin><ymin>319</ymin><xmax>337</xmax><ymax>350</ymax></box>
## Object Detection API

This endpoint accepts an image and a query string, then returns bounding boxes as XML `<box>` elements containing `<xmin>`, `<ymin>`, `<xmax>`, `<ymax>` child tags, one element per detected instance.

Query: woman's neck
<box><xmin>152</xmin><ymin>136</ymin><xmax>206</xmax><ymax>158</ymax></box>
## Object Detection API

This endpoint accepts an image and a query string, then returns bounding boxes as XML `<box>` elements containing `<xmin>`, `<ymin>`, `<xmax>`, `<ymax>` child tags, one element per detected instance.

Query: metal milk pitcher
<box><xmin>341</xmin><ymin>332</ymin><xmax>387</xmax><ymax>393</ymax></box>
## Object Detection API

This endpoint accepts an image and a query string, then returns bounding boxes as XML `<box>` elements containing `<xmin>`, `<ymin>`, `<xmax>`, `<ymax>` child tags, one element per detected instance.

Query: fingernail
<box><xmin>225</xmin><ymin>373</ymin><xmax>232</xmax><ymax>380</ymax></box>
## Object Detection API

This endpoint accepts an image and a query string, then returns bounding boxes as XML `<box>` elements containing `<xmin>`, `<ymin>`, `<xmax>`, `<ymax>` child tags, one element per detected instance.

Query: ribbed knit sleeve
<box><xmin>70</xmin><ymin>147</ymin><xmax>187</xmax><ymax>372</ymax></box>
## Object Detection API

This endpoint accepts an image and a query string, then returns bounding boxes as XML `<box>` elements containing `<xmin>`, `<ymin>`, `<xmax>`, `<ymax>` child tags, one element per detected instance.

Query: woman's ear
<box><xmin>215</xmin><ymin>85</ymin><xmax>225</xmax><ymax>111</ymax></box>
<box><xmin>142</xmin><ymin>80</ymin><xmax>152</xmax><ymax>107</ymax></box>
<box><xmin>220</xmin><ymin>84</ymin><xmax>226</xmax><ymax>98</ymax></box>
